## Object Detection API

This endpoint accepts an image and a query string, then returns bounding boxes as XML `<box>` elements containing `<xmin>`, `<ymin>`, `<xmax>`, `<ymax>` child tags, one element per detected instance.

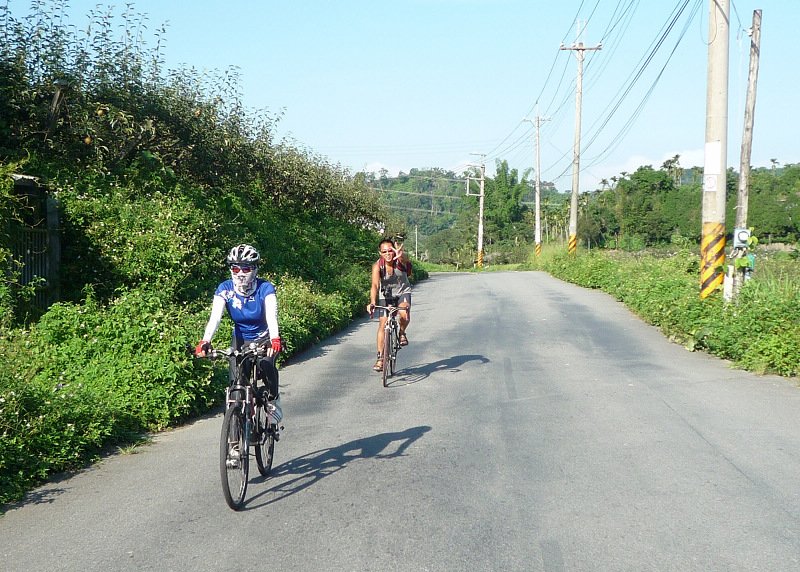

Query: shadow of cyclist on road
<box><xmin>244</xmin><ymin>425</ymin><xmax>432</xmax><ymax>509</ymax></box>
<box><xmin>388</xmin><ymin>354</ymin><xmax>490</xmax><ymax>387</ymax></box>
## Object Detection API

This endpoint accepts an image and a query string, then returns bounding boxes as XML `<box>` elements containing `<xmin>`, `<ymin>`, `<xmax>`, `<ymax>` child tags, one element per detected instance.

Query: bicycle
<box><xmin>372</xmin><ymin>296</ymin><xmax>403</xmax><ymax>387</ymax></box>
<box><xmin>204</xmin><ymin>343</ymin><xmax>281</xmax><ymax>510</ymax></box>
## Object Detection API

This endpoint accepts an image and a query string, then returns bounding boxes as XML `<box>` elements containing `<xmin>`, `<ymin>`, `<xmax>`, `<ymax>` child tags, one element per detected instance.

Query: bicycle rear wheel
<box><xmin>220</xmin><ymin>404</ymin><xmax>249</xmax><ymax>510</ymax></box>
<box><xmin>381</xmin><ymin>325</ymin><xmax>391</xmax><ymax>387</ymax></box>
<box><xmin>254</xmin><ymin>404</ymin><xmax>275</xmax><ymax>477</ymax></box>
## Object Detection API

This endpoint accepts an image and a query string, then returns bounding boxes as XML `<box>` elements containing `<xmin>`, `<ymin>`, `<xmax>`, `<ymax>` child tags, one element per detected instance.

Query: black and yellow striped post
<box><xmin>568</xmin><ymin>234</ymin><xmax>577</xmax><ymax>255</ymax></box>
<box><xmin>477</xmin><ymin>249</ymin><xmax>484</xmax><ymax>268</ymax></box>
<box><xmin>535</xmin><ymin>242</ymin><xmax>542</xmax><ymax>257</ymax></box>
<box><xmin>700</xmin><ymin>222</ymin><xmax>725</xmax><ymax>298</ymax></box>
<box><xmin>700</xmin><ymin>0</ymin><xmax>730</xmax><ymax>299</ymax></box>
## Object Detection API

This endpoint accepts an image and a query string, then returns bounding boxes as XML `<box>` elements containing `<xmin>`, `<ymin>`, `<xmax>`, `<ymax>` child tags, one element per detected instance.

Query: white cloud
<box><xmin>361</xmin><ymin>162</ymin><xmax>403</xmax><ymax>177</ymax></box>
<box><xmin>671</xmin><ymin>148</ymin><xmax>705</xmax><ymax>169</ymax></box>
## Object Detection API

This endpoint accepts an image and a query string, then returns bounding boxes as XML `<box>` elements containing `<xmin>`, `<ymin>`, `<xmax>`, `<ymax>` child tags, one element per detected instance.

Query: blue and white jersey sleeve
<box><xmin>264</xmin><ymin>292</ymin><xmax>279</xmax><ymax>340</ymax></box>
<box><xmin>201</xmin><ymin>295</ymin><xmax>227</xmax><ymax>343</ymax></box>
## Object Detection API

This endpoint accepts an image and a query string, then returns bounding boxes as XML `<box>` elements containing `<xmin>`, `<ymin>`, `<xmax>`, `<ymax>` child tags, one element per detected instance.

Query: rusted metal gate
<box><xmin>10</xmin><ymin>175</ymin><xmax>60</xmax><ymax>310</ymax></box>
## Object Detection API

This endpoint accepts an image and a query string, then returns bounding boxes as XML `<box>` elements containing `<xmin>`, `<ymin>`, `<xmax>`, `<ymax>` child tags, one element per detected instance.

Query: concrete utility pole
<box><xmin>729</xmin><ymin>9</ymin><xmax>762</xmax><ymax>300</ymax></box>
<box><xmin>466</xmin><ymin>155</ymin><xmax>486</xmax><ymax>268</ymax></box>
<box><xmin>561</xmin><ymin>24</ymin><xmax>601</xmax><ymax>255</ymax></box>
<box><xmin>700</xmin><ymin>0</ymin><xmax>730</xmax><ymax>299</ymax></box>
<box><xmin>524</xmin><ymin>114</ymin><xmax>550</xmax><ymax>257</ymax></box>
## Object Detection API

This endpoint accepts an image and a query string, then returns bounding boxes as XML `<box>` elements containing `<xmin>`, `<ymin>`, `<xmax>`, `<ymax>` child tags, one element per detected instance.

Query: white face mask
<box><xmin>231</xmin><ymin>266</ymin><xmax>258</xmax><ymax>296</ymax></box>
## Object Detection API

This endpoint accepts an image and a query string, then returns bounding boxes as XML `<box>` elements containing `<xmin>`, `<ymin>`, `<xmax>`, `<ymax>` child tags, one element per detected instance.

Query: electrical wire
<box><xmin>483</xmin><ymin>0</ymin><xmax>590</xmax><ymax>161</ymax></box>
<box><xmin>583</xmin><ymin>0</ymin><xmax>692</xmax><ymax>139</ymax></box>
<box><xmin>542</xmin><ymin>0</ymin><xmax>702</xmax><ymax>183</ymax></box>
<box><xmin>582</xmin><ymin>0</ymin><xmax>703</xmax><ymax>170</ymax></box>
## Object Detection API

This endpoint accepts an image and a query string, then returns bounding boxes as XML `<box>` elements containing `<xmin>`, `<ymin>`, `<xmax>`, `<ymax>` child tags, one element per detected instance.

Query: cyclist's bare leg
<box><xmin>375</xmin><ymin>314</ymin><xmax>388</xmax><ymax>367</ymax></box>
<box><xmin>398</xmin><ymin>302</ymin><xmax>410</xmax><ymax>344</ymax></box>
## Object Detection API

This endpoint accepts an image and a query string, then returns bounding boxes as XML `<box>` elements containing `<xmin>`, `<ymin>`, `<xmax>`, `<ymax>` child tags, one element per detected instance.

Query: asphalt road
<box><xmin>2</xmin><ymin>271</ymin><xmax>800</xmax><ymax>571</ymax></box>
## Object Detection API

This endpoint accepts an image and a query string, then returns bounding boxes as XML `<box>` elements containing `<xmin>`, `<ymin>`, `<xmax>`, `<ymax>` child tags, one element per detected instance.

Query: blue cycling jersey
<box><xmin>214</xmin><ymin>278</ymin><xmax>277</xmax><ymax>343</ymax></box>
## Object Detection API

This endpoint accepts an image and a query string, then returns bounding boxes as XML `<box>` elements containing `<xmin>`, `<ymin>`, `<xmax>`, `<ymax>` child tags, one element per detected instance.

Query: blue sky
<box><xmin>9</xmin><ymin>0</ymin><xmax>799</xmax><ymax>191</ymax></box>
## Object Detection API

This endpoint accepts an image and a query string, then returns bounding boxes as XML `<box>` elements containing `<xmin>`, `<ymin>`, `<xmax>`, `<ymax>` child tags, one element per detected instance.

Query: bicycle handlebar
<box><xmin>202</xmin><ymin>343</ymin><xmax>270</xmax><ymax>361</ymax></box>
<box><xmin>369</xmin><ymin>303</ymin><xmax>406</xmax><ymax>320</ymax></box>
<box><xmin>370</xmin><ymin>304</ymin><xmax>402</xmax><ymax>311</ymax></box>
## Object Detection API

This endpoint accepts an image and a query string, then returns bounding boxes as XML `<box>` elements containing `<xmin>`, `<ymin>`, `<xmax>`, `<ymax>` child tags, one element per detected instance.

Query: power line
<box><xmin>582</xmin><ymin>0</ymin><xmax>702</xmax><ymax>168</ymax></box>
<box><xmin>541</xmin><ymin>0</ymin><xmax>701</xmax><ymax>184</ymax></box>
<box><xmin>484</xmin><ymin>0</ymin><xmax>591</xmax><ymax>160</ymax></box>
<box><xmin>380</xmin><ymin>174</ymin><xmax>467</xmax><ymax>183</ymax></box>
<box><xmin>382</xmin><ymin>205</ymin><xmax>457</xmax><ymax>215</ymax></box>
<box><xmin>371</xmin><ymin>188</ymin><xmax>464</xmax><ymax>199</ymax></box>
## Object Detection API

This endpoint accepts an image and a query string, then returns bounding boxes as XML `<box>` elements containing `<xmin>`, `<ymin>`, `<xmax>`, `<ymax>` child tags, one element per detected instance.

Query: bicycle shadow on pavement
<box><xmin>243</xmin><ymin>425</ymin><xmax>432</xmax><ymax>510</ymax></box>
<box><xmin>387</xmin><ymin>354</ymin><xmax>490</xmax><ymax>388</ymax></box>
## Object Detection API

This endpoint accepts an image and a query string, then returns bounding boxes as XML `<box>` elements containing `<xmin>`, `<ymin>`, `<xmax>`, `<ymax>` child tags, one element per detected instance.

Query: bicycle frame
<box><xmin>372</xmin><ymin>302</ymin><xmax>403</xmax><ymax>385</ymax></box>
<box><xmin>205</xmin><ymin>343</ymin><xmax>277</xmax><ymax>509</ymax></box>
<box><xmin>225</xmin><ymin>357</ymin><xmax>257</xmax><ymax>412</ymax></box>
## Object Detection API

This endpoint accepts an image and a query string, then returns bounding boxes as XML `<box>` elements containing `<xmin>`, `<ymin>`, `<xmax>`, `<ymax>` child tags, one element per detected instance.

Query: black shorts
<box><xmin>375</xmin><ymin>293</ymin><xmax>411</xmax><ymax>317</ymax></box>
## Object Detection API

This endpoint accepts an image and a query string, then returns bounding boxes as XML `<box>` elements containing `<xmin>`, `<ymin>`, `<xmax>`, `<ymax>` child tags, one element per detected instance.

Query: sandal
<box><xmin>399</xmin><ymin>333</ymin><xmax>409</xmax><ymax>346</ymax></box>
<box><xmin>372</xmin><ymin>358</ymin><xmax>383</xmax><ymax>372</ymax></box>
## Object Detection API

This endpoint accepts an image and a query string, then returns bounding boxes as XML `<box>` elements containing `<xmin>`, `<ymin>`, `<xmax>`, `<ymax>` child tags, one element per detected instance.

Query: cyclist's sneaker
<box><xmin>267</xmin><ymin>395</ymin><xmax>283</xmax><ymax>425</ymax></box>
<box><xmin>256</xmin><ymin>386</ymin><xmax>267</xmax><ymax>403</ymax></box>
<box><xmin>399</xmin><ymin>333</ymin><xmax>409</xmax><ymax>346</ymax></box>
<box><xmin>373</xmin><ymin>358</ymin><xmax>383</xmax><ymax>372</ymax></box>
<box><xmin>227</xmin><ymin>446</ymin><xmax>240</xmax><ymax>468</ymax></box>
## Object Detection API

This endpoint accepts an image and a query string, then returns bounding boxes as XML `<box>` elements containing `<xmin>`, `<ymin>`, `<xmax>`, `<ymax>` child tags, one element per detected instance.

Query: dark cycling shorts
<box><xmin>375</xmin><ymin>293</ymin><xmax>411</xmax><ymax>318</ymax></box>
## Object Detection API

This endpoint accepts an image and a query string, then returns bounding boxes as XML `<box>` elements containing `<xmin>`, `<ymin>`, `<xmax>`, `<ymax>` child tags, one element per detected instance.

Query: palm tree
<box><xmin>662</xmin><ymin>154</ymin><xmax>682</xmax><ymax>186</ymax></box>
<box><xmin>672</xmin><ymin>154</ymin><xmax>682</xmax><ymax>186</ymax></box>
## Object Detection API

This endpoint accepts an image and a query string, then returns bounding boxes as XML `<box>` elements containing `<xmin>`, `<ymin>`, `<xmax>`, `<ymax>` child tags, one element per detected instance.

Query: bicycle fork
<box><xmin>225</xmin><ymin>385</ymin><xmax>254</xmax><ymax>468</ymax></box>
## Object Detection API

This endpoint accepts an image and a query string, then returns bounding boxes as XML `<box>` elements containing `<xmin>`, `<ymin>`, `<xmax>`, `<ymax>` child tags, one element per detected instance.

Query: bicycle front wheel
<box><xmin>254</xmin><ymin>404</ymin><xmax>275</xmax><ymax>477</ymax></box>
<box><xmin>382</xmin><ymin>325</ymin><xmax>391</xmax><ymax>387</ymax></box>
<box><xmin>389</xmin><ymin>326</ymin><xmax>397</xmax><ymax>376</ymax></box>
<box><xmin>220</xmin><ymin>405</ymin><xmax>249</xmax><ymax>510</ymax></box>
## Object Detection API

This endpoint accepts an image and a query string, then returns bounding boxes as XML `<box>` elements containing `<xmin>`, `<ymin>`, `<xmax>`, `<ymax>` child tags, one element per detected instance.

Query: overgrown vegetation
<box><xmin>0</xmin><ymin>1</ymin><xmax>427</xmax><ymax>506</ymax></box>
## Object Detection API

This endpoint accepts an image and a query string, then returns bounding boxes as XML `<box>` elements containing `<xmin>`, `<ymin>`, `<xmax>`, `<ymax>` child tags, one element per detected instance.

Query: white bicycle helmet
<box><xmin>226</xmin><ymin>244</ymin><xmax>260</xmax><ymax>266</ymax></box>
<box><xmin>226</xmin><ymin>244</ymin><xmax>260</xmax><ymax>295</ymax></box>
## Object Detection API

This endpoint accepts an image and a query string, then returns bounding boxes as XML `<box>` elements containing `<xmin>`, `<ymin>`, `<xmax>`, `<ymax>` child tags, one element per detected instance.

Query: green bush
<box><xmin>274</xmin><ymin>273</ymin><xmax>359</xmax><ymax>357</ymax></box>
<box><xmin>0</xmin><ymin>1</ymin><xmax>421</xmax><ymax>508</ymax></box>
<box><xmin>0</xmin><ymin>297</ymin><xmax>207</xmax><ymax>505</ymax></box>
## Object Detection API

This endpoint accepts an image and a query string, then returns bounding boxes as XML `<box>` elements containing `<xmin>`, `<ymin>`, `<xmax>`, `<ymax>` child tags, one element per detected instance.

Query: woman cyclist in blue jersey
<box><xmin>195</xmin><ymin>244</ymin><xmax>283</xmax><ymax>423</ymax></box>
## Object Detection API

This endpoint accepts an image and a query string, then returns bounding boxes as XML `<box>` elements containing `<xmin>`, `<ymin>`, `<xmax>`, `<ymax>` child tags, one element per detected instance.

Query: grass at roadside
<box><xmin>538</xmin><ymin>247</ymin><xmax>800</xmax><ymax>379</ymax></box>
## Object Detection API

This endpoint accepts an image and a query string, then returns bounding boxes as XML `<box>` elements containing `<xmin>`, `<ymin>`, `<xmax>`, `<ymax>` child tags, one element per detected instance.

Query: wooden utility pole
<box><xmin>735</xmin><ymin>9</ymin><xmax>761</xmax><ymax>230</ymax></box>
<box><xmin>730</xmin><ymin>9</ymin><xmax>762</xmax><ymax>299</ymax></box>
<box><xmin>700</xmin><ymin>0</ymin><xmax>730</xmax><ymax>299</ymax></box>
<box><xmin>561</xmin><ymin>24</ymin><xmax>601</xmax><ymax>255</ymax></box>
